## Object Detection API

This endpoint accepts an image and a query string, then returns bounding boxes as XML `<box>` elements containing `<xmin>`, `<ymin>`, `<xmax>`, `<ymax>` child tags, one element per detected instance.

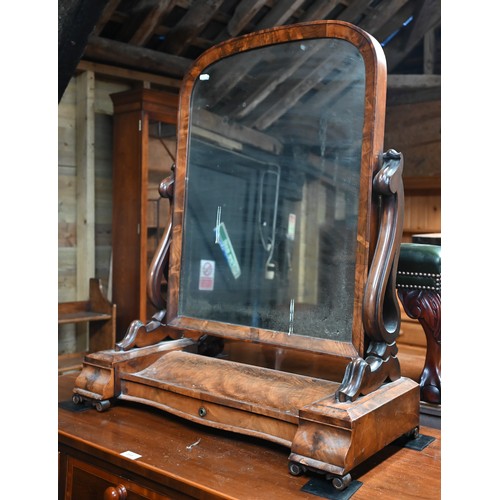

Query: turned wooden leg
<box><xmin>397</xmin><ymin>289</ymin><xmax>441</xmax><ymax>404</ymax></box>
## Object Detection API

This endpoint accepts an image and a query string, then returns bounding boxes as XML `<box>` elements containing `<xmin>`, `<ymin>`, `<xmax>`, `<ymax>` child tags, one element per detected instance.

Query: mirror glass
<box><xmin>178</xmin><ymin>37</ymin><xmax>366</xmax><ymax>342</ymax></box>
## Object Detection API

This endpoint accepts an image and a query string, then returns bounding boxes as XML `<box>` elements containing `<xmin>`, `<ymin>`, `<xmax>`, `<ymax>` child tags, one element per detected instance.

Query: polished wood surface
<box><xmin>60</xmin><ymin>374</ymin><xmax>440</xmax><ymax>499</ymax></box>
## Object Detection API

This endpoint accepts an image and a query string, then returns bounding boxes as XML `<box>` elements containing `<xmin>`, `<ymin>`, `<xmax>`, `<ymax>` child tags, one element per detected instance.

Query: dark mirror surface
<box><xmin>179</xmin><ymin>37</ymin><xmax>366</xmax><ymax>342</ymax></box>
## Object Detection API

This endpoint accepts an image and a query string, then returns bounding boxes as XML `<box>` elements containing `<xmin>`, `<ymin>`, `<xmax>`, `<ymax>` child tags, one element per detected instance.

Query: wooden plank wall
<box><xmin>58</xmin><ymin>68</ymin><xmax>181</xmax><ymax>356</ymax></box>
<box><xmin>384</xmin><ymin>97</ymin><xmax>441</xmax><ymax>359</ymax></box>
<box><xmin>59</xmin><ymin>75</ymin><xmax>131</xmax><ymax>354</ymax></box>
<box><xmin>59</xmin><ymin>76</ymin><xmax>131</xmax><ymax>305</ymax></box>
<box><xmin>384</xmin><ymin>99</ymin><xmax>441</xmax><ymax>242</ymax></box>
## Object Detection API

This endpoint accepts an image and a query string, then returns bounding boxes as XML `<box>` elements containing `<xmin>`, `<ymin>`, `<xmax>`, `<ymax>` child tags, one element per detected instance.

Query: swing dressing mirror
<box><xmin>73</xmin><ymin>21</ymin><xmax>419</xmax><ymax>492</ymax></box>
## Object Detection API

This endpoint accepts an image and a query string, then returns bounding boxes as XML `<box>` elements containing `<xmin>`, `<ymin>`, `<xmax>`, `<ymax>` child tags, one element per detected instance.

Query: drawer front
<box><xmin>64</xmin><ymin>456</ymin><xmax>185</xmax><ymax>500</ymax></box>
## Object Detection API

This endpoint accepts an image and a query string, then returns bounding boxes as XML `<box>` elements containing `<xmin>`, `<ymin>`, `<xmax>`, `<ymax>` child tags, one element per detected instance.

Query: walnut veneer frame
<box><xmin>73</xmin><ymin>21</ymin><xmax>419</xmax><ymax>493</ymax></box>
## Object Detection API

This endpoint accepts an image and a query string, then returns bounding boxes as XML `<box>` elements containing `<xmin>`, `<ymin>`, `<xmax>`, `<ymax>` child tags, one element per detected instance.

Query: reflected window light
<box><xmin>199</xmin><ymin>74</ymin><xmax>210</xmax><ymax>81</ymax></box>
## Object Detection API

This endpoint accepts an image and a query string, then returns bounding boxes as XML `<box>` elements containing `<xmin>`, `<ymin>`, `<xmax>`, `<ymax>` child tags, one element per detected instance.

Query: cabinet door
<box><xmin>63</xmin><ymin>456</ymin><xmax>191</xmax><ymax>500</ymax></box>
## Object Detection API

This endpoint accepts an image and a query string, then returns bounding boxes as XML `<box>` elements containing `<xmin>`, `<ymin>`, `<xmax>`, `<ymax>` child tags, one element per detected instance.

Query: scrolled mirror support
<box><xmin>147</xmin><ymin>168</ymin><xmax>175</xmax><ymax>311</ymax></box>
<box><xmin>336</xmin><ymin>149</ymin><xmax>404</xmax><ymax>401</ymax></box>
<box><xmin>115</xmin><ymin>168</ymin><xmax>176</xmax><ymax>351</ymax></box>
<box><xmin>363</xmin><ymin>149</ymin><xmax>404</xmax><ymax>344</ymax></box>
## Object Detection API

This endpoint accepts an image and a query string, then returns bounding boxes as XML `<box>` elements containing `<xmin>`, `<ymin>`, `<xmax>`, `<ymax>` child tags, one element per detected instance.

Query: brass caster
<box><xmin>288</xmin><ymin>461</ymin><xmax>307</xmax><ymax>477</ymax></box>
<box><xmin>72</xmin><ymin>393</ymin><xmax>84</xmax><ymax>405</ymax></box>
<box><xmin>94</xmin><ymin>400</ymin><xmax>111</xmax><ymax>412</ymax></box>
<box><xmin>328</xmin><ymin>473</ymin><xmax>352</xmax><ymax>491</ymax></box>
<box><xmin>405</xmin><ymin>426</ymin><xmax>420</xmax><ymax>440</ymax></box>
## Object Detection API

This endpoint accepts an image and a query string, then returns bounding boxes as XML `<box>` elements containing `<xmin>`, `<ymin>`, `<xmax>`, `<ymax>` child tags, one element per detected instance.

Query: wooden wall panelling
<box><xmin>60</xmin><ymin>77</ymin><xmax>134</xmax><ymax>297</ymax></box>
<box><xmin>384</xmin><ymin>96</ymin><xmax>441</xmax><ymax>243</ymax></box>
<box><xmin>94</xmin><ymin>78</ymin><xmax>131</xmax><ymax>115</ymax></box>
<box><xmin>384</xmin><ymin>99</ymin><xmax>440</xmax><ymax>178</ymax></box>
<box><xmin>59</xmin><ymin>73</ymin><xmax>181</xmax><ymax>357</ymax></box>
<box><xmin>59</xmin><ymin>76</ymin><xmax>133</xmax><ymax>357</ymax></box>
<box><xmin>383</xmin><ymin>94</ymin><xmax>440</xmax><ymax>384</ymax></box>
<box><xmin>59</xmin><ymin>80</ymin><xmax>79</xmax><ymax>355</ymax></box>
<box><xmin>401</xmin><ymin>192</ymin><xmax>441</xmax><ymax>242</ymax></box>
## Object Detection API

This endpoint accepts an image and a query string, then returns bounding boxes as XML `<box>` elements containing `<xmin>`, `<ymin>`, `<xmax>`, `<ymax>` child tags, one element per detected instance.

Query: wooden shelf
<box><xmin>58</xmin><ymin>278</ymin><xmax>116</xmax><ymax>375</ymax></box>
<box><xmin>58</xmin><ymin>311</ymin><xmax>113</xmax><ymax>324</ymax></box>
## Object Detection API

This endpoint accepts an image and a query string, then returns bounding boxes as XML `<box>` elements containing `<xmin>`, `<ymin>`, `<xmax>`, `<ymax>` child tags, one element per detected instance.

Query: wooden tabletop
<box><xmin>59</xmin><ymin>374</ymin><xmax>440</xmax><ymax>499</ymax></box>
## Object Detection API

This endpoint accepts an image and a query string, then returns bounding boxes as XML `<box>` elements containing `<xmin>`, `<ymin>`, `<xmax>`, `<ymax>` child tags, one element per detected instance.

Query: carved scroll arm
<box><xmin>116</xmin><ymin>168</ymin><xmax>176</xmax><ymax>352</ymax></box>
<box><xmin>147</xmin><ymin>171</ymin><xmax>175</xmax><ymax>310</ymax></box>
<box><xmin>336</xmin><ymin>150</ymin><xmax>404</xmax><ymax>402</ymax></box>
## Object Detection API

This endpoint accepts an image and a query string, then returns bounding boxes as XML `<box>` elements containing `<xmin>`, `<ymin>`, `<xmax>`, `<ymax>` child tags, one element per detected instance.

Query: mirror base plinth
<box><xmin>290</xmin><ymin>376</ymin><xmax>419</xmax><ymax>476</ymax></box>
<box><xmin>73</xmin><ymin>344</ymin><xmax>419</xmax><ymax>479</ymax></box>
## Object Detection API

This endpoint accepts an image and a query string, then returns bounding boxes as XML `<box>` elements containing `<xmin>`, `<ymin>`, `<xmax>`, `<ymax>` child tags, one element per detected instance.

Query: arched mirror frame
<box><xmin>165</xmin><ymin>21</ymin><xmax>388</xmax><ymax>360</ymax></box>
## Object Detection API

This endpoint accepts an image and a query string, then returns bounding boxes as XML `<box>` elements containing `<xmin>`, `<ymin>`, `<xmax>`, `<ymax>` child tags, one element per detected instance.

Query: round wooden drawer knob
<box><xmin>104</xmin><ymin>484</ymin><xmax>127</xmax><ymax>499</ymax></box>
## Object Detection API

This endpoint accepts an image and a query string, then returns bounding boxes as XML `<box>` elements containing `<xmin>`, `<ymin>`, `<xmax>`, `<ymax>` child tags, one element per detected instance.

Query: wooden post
<box><xmin>423</xmin><ymin>28</ymin><xmax>435</xmax><ymax>74</ymax></box>
<box><xmin>75</xmin><ymin>70</ymin><xmax>96</xmax><ymax>301</ymax></box>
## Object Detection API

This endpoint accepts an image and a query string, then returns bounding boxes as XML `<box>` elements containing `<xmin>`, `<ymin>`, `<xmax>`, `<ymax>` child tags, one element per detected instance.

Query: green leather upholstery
<box><xmin>396</xmin><ymin>243</ymin><xmax>441</xmax><ymax>292</ymax></box>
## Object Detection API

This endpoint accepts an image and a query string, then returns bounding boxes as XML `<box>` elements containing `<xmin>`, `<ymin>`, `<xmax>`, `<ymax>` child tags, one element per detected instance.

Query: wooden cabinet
<box><xmin>110</xmin><ymin>89</ymin><xmax>178</xmax><ymax>339</ymax></box>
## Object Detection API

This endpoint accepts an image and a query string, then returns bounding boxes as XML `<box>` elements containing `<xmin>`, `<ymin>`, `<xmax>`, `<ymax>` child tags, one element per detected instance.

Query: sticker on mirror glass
<box><xmin>215</xmin><ymin>222</ymin><xmax>241</xmax><ymax>279</ymax></box>
<box><xmin>199</xmin><ymin>259</ymin><xmax>215</xmax><ymax>290</ymax></box>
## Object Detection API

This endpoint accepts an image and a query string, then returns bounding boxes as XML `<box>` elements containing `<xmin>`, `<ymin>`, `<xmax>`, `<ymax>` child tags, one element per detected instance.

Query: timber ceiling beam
<box><xmin>256</xmin><ymin>0</ymin><xmax>308</xmax><ymax>30</ymax></box>
<box><xmin>359</xmin><ymin>0</ymin><xmax>411</xmax><ymax>36</ymax></box>
<box><xmin>129</xmin><ymin>0</ymin><xmax>177</xmax><ymax>46</ymax></box>
<box><xmin>231</xmin><ymin>41</ymin><xmax>328</xmax><ymax>121</ymax></box>
<box><xmin>384</xmin><ymin>0</ymin><xmax>441</xmax><ymax>72</ymax></box>
<box><xmin>59</xmin><ymin>0</ymin><xmax>440</xmax><ymax>103</ymax></box>
<box><xmin>251</xmin><ymin>49</ymin><xmax>348</xmax><ymax>131</ymax></box>
<box><xmin>299</xmin><ymin>1</ymin><xmax>345</xmax><ymax>22</ymax></box>
<box><xmin>387</xmin><ymin>74</ymin><xmax>440</xmax><ymax>89</ymax></box>
<box><xmin>194</xmin><ymin>109</ymin><xmax>284</xmax><ymax>155</ymax></box>
<box><xmin>227</xmin><ymin>0</ymin><xmax>269</xmax><ymax>37</ymax></box>
<box><xmin>83</xmin><ymin>35</ymin><xmax>192</xmax><ymax>78</ymax></box>
<box><xmin>159</xmin><ymin>0</ymin><xmax>226</xmax><ymax>54</ymax></box>
<box><xmin>92</xmin><ymin>0</ymin><xmax>121</xmax><ymax>36</ymax></box>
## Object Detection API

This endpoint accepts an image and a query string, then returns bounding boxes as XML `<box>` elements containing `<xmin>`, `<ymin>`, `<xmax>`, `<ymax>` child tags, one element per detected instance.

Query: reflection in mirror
<box><xmin>179</xmin><ymin>38</ymin><xmax>366</xmax><ymax>343</ymax></box>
